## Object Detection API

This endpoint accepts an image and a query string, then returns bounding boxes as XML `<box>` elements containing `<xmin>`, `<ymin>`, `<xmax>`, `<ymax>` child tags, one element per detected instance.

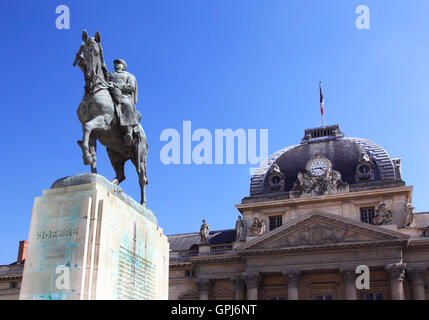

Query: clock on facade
<box><xmin>305</xmin><ymin>154</ymin><xmax>332</xmax><ymax>177</ymax></box>
<box><xmin>309</xmin><ymin>160</ymin><xmax>327</xmax><ymax>176</ymax></box>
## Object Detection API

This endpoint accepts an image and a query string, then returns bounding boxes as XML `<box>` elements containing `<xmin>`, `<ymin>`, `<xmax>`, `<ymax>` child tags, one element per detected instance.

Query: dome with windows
<box><xmin>245</xmin><ymin>124</ymin><xmax>404</xmax><ymax>203</ymax></box>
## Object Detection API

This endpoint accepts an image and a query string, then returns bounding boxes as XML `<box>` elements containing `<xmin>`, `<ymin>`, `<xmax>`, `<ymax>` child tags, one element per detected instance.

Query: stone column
<box><xmin>282</xmin><ymin>269</ymin><xmax>301</xmax><ymax>300</ymax></box>
<box><xmin>385</xmin><ymin>263</ymin><xmax>406</xmax><ymax>300</ymax></box>
<box><xmin>242</xmin><ymin>272</ymin><xmax>262</xmax><ymax>300</ymax></box>
<box><xmin>231</xmin><ymin>276</ymin><xmax>246</xmax><ymax>300</ymax></box>
<box><xmin>340</xmin><ymin>268</ymin><xmax>357</xmax><ymax>300</ymax></box>
<box><xmin>407</xmin><ymin>267</ymin><xmax>427</xmax><ymax>300</ymax></box>
<box><xmin>195</xmin><ymin>277</ymin><xmax>212</xmax><ymax>300</ymax></box>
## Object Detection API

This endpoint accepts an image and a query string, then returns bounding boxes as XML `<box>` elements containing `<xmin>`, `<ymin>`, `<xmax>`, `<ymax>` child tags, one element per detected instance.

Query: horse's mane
<box><xmin>97</xmin><ymin>42</ymin><xmax>109</xmax><ymax>80</ymax></box>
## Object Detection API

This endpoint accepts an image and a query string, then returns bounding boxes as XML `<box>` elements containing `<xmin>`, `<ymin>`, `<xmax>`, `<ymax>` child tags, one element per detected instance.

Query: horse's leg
<box><xmin>107</xmin><ymin>148</ymin><xmax>126</xmax><ymax>185</ymax></box>
<box><xmin>131</xmin><ymin>141</ymin><xmax>148</xmax><ymax>205</ymax></box>
<box><xmin>89</xmin><ymin>135</ymin><xmax>97</xmax><ymax>174</ymax></box>
<box><xmin>78</xmin><ymin>115</ymin><xmax>108</xmax><ymax>165</ymax></box>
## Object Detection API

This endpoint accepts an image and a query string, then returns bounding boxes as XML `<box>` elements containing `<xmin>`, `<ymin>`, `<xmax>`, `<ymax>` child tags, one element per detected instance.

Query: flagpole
<box><xmin>319</xmin><ymin>81</ymin><xmax>327</xmax><ymax>127</ymax></box>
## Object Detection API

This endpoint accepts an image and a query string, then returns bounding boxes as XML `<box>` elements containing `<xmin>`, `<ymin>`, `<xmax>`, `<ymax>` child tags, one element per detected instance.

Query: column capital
<box><xmin>407</xmin><ymin>266</ymin><xmax>427</xmax><ymax>286</ymax></box>
<box><xmin>195</xmin><ymin>277</ymin><xmax>213</xmax><ymax>293</ymax></box>
<box><xmin>385</xmin><ymin>263</ymin><xmax>406</xmax><ymax>281</ymax></box>
<box><xmin>282</xmin><ymin>269</ymin><xmax>301</xmax><ymax>287</ymax></box>
<box><xmin>242</xmin><ymin>272</ymin><xmax>262</xmax><ymax>289</ymax></box>
<box><xmin>340</xmin><ymin>267</ymin><xmax>357</xmax><ymax>283</ymax></box>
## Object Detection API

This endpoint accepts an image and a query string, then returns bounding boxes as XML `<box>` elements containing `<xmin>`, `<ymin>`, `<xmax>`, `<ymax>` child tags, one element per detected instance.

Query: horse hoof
<box><xmin>83</xmin><ymin>154</ymin><xmax>93</xmax><ymax>165</ymax></box>
<box><xmin>77</xmin><ymin>140</ymin><xmax>83</xmax><ymax>147</ymax></box>
<box><xmin>112</xmin><ymin>178</ymin><xmax>119</xmax><ymax>185</ymax></box>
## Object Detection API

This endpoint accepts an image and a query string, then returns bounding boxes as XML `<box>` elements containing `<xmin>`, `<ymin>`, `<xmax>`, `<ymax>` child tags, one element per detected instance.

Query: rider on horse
<box><xmin>108</xmin><ymin>59</ymin><xmax>141</xmax><ymax>145</ymax></box>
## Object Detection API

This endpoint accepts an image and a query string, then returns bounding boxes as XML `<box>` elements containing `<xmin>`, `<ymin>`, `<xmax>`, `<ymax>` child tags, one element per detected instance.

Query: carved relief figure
<box><xmin>404</xmin><ymin>202</ymin><xmax>415</xmax><ymax>227</ymax></box>
<box><xmin>200</xmin><ymin>219</ymin><xmax>209</xmax><ymax>243</ymax></box>
<box><xmin>249</xmin><ymin>218</ymin><xmax>266</xmax><ymax>236</ymax></box>
<box><xmin>292</xmin><ymin>154</ymin><xmax>348</xmax><ymax>197</ymax></box>
<box><xmin>373</xmin><ymin>202</ymin><xmax>393</xmax><ymax>225</ymax></box>
<box><xmin>279</xmin><ymin>224</ymin><xmax>359</xmax><ymax>248</ymax></box>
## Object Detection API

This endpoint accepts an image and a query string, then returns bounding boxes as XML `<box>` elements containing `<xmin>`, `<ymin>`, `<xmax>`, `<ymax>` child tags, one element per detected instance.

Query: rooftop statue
<box><xmin>74</xmin><ymin>30</ymin><xmax>148</xmax><ymax>204</ymax></box>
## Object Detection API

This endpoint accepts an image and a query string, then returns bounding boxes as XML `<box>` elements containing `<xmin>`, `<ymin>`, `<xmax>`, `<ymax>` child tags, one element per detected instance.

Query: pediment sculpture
<box><xmin>292</xmin><ymin>154</ymin><xmax>349</xmax><ymax>197</ymax></box>
<box><xmin>274</xmin><ymin>223</ymin><xmax>359</xmax><ymax>248</ymax></box>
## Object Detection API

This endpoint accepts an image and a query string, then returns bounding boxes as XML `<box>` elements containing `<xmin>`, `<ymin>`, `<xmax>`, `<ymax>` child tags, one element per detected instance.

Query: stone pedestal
<box><xmin>19</xmin><ymin>174</ymin><xmax>169</xmax><ymax>300</ymax></box>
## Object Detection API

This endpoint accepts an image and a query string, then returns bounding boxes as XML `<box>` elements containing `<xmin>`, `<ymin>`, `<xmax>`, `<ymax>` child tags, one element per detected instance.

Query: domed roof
<box><xmin>250</xmin><ymin>125</ymin><xmax>401</xmax><ymax>196</ymax></box>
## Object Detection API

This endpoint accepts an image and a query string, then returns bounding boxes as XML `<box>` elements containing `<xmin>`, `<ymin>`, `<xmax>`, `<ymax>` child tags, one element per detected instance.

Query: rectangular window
<box><xmin>269</xmin><ymin>215</ymin><xmax>283</xmax><ymax>231</ymax></box>
<box><xmin>364</xmin><ymin>293</ymin><xmax>384</xmax><ymax>300</ymax></box>
<box><xmin>185</xmin><ymin>270</ymin><xmax>195</xmax><ymax>277</ymax></box>
<box><xmin>360</xmin><ymin>207</ymin><xmax>375</xmax><ymax>224</ymax></box>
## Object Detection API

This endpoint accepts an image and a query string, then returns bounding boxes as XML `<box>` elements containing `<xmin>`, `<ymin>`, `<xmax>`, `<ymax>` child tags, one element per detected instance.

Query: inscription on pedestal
<box><xmin>117</xmin><ymin>246</ymin><xmax>156</xmax><ymax>300</ymax></box>
<box><xmin>36</xmin><ymin>227</ymin><xmax>79</xmax><ymax>240</ymax></box>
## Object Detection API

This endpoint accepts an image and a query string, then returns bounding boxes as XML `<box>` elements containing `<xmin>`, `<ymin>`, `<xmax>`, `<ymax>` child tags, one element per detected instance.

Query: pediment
<box><xmin>213</xmin><ymin>289</ymin><xmax>234</xmax><ymax>298</ymax></box>
<box><xmin>238</xmin><ymin>210</ymin><xmax>409</xmax><ymax>251</ymax></box>
<box><xmin>179</xmin><ymin>290</ymin><xmax>198</xmax><ymax>300</ymax></box>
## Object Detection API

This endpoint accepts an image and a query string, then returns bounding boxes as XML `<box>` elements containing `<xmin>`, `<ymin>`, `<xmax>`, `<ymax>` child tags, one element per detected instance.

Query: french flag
<box><xmin>319</xmin><ymin>81</ymin><xmax>324</xmax><ymax>117</ymax></box>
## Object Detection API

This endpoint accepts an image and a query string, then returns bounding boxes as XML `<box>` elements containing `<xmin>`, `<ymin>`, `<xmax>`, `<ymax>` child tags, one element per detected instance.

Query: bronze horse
<box><xmin>74</xmin><ymin>30</ymin><xmax>148</xmax><ymax>204</ymax></box>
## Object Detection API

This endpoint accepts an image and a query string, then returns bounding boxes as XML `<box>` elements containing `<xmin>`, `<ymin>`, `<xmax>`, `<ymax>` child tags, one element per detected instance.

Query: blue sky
<box><xmin>1</xmin><ymin>0</ymin><xmax>429</xmax><ymax>263</ymax></box>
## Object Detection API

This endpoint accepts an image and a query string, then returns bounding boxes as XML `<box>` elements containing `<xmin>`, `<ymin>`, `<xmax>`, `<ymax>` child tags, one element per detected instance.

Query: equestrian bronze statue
<box><xmin>74</xmin><ymin>30</ymin><xmax>148</xmax><ymax>204</ymax></box>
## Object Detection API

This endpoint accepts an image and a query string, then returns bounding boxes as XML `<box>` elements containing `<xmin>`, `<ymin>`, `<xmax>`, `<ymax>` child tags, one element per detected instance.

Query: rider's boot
<box><xmin>124</xmin><ymin>126</ymin><xmax>133</xmax><ymax>146</ymax></box>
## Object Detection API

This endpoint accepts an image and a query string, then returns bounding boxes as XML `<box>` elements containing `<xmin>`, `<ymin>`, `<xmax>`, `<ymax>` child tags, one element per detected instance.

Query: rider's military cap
<box><xmin>114</xmin><ymin>59</ymin><xmax>127</xmax><ymax>70</ymax></box>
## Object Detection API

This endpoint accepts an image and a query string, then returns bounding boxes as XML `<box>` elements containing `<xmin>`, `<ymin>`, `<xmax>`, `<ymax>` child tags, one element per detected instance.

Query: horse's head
<box><xmin>81</xmin><ymin>30</ymin><xmax>108</xmax><ymax>88</ymax></box>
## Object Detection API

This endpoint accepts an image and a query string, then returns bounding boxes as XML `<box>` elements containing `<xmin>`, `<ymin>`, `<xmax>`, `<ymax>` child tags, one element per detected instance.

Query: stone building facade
<box><xmin>0</xmin><ymin>241</ymin><xmax>26</xmax><ymax>300</ymax></box>
<box><xmin>168</xmin><ymin>125</ymin><xmax>429</xmax><ymax>300</ymax></box>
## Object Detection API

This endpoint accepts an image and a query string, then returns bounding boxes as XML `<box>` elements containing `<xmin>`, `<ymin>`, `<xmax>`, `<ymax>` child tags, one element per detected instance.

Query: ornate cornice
<box><xmin>237</xmin><ymin>186</ymin><xmax>413</xmax><ymax>212</ymax></box>
<box><xmin>189</xmin><ymin>254</ymin><xmax>243</xmax><ymax>264</ymax></box>
<box><xmin>237</xmin><ymin>239</ymin><xmax>408</xmax><ymax>257</ymax></box>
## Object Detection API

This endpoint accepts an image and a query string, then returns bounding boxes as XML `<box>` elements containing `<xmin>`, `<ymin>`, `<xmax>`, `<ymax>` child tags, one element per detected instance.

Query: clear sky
<box><xmin>1</xmin><ymin>0</ymin><xmax>428</xmax><ymax>263</ymax></box>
